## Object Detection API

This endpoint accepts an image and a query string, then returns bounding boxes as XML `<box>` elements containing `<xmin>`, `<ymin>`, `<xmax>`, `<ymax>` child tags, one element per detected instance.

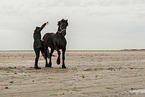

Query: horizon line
<box><xmin>0</xmin><ymin>48</ymin><xmax>145</xmax><ymax>51</ymax></box>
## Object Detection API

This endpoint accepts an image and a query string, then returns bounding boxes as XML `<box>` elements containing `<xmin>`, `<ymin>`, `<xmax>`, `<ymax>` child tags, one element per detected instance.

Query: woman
<box><xmin>33</xmin><ymin>22</ymin><xmax>48</xmax><ymax>69</ymax></box>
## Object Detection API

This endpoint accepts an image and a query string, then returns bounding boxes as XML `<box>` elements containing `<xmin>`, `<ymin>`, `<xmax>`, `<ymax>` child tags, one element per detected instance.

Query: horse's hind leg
<box><xmin>44</xmin><ymin>48</ymin><xmax>49</xmax><ymax>67</ymax></box>
<box><xmin>56</xmin><ymin>50</ymin><xmax>61</xmax><ymax>65</ymax></box>
<box><xmin>48</xmin><ymin>49</ymin><xmax>54</xmax><ymax>67</ymax></box>
<box><xmin>62</xmin><ymin>48</ymin><xmax>66</xmax><ymax>69</ymax></box>
<box><xmin>45</xmin><ymin>55</ymin><xmax>49</xmax><ymax>67</ymax></box>
<box><xmin>34</xmin><ymin>49</ymin><xmax>41</xmax><ymax>69</ymax></box>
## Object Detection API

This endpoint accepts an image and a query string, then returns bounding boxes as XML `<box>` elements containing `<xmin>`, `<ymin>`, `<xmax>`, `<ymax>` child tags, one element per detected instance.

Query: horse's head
<box><xmin>57</xmin><ymin>19</ymin><xmax>68</xmax><ymax>36</ymax></box>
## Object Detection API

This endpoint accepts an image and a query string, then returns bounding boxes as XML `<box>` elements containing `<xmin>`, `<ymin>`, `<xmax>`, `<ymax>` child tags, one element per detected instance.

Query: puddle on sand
<box><xmin>129</xmin><ymin>89</ymin><xmax>145</xmax><ymax>94</ymax></box>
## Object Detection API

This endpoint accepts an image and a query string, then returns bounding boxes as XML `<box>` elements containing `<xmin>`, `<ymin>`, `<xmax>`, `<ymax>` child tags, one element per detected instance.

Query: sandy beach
<box><xmin>0</xmin><ymin>50</ymin><xmax>145</xmax><ymax>97</ymax></box>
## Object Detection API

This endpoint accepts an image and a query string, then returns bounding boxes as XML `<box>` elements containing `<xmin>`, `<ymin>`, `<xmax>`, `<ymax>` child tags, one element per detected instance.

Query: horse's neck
<box><xmin>56</xmin><ymin>26</ymin><xmax>66</xmax><ymax>36</ymax></box>
<box><xmin>57</xmin><ymin>27</ymin><xmax>61</xmax><ymax>31</ymax></box>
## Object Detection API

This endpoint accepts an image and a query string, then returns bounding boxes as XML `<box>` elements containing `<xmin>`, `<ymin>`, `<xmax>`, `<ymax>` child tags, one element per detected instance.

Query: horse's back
<box><xmin>43</xmin><ymin>33</ymin><xmax>54</xmax><ymax>39</ymax></box>
<box><xmin>43</xmin><ymin>33</ymin><xmax>55</xmax><ymax>48</ymax></box>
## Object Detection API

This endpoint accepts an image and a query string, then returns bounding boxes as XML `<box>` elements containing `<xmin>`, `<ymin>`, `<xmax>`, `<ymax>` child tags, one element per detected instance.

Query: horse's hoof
<box><xmin>45</xmin><ymin>63</ymin><xmax>52</xmax><ymax>67</ymax></box>
<box><xmin>57</xmin><ymin>59</ymin><xmax>60</xmax><ymax>65</ymax></box>
<box><xmin>48</xmin><ymin>65</ymin><xmax>52</xmax><ymax>67</ymax></box>
<box><xmin>34</xmin><ymin>67</ymin><xmax>41</xmax><ymax>69</ymax></box>
<box><xmin>62</xmin><ymin>65</ymin><xmax>66</xmax><ymax>69</ymax></box>
<box><xmin>45</xmin><ymin>64</ymin><xmax>49</xmax><ymax>67</ymax></box>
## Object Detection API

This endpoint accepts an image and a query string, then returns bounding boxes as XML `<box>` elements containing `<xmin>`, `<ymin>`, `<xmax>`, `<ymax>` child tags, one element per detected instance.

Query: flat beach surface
<box><xmin>0</xmin><ymin>50</ymin><xmax>145</xmax><ymax>97</ymax></box>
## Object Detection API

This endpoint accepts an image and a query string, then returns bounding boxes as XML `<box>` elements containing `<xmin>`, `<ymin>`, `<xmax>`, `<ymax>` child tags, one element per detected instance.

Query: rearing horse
<box><xmin>42</xmin><ymin>19</ymin><xmax>68</xmax><ymax>68</ymax></box>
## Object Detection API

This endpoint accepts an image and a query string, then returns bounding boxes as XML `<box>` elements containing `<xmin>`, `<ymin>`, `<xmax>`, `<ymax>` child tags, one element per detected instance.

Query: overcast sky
<box><xmin>0</xmin><ymin>0</ymin><xmax>145</xmax><ymax>50</ymax></box>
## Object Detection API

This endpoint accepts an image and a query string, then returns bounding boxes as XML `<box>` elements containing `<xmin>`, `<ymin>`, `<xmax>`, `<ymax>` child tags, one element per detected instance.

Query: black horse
<box><xmin>42</xmin><ymin>19</ymin><xmax>68</xmax><ymax>68</ymax></box>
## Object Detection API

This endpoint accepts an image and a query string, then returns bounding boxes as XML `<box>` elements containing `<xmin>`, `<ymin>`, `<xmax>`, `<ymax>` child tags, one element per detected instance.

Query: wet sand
<box><xmin>0</xmin><ymin>50</ymin><xmax>145</xmax><ymax>97</ymax></box>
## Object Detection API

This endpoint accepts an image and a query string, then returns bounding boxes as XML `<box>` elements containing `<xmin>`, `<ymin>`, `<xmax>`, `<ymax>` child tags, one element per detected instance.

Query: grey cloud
<box><xmin>82</xmin><ymin>0</ymin><xmax>145</xmax><ymax>7</ymax></box>
<box><xmin>0</xmin><ymin>0</ymin><xmax>145</xmax><ymax>50</ymax></box>
<box><xmin>83</xmin><ymin>5</ymin><xmax>145</xmax><ymax>20</ymax></box>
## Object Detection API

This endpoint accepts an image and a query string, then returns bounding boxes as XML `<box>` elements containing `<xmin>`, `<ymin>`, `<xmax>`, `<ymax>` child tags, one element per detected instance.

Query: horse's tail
<box><xmin>40</xmin><ymin>39</ymin><xmax>50</xmax><ymax>59</ymax></box>
<box><xmin>41</xmin><ymin>50</ymin><xmax>50</xmax><ymax>59</ymax></box>
<box><xmin>41</xmin><ymin>50</ymin><xmax>45</xmax><ymax>59</ymax></box>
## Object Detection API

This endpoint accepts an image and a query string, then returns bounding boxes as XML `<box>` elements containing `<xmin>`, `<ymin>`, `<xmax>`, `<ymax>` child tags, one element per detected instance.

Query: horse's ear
<box><xmin>66</xmin><ymin>19</ymin><xmax>68</xmax><ymax>26</ymax></box>
<box><xmin>58</xmin><ymin>21</ymin><xmax>61</xmax><ymax>26</ymax></box>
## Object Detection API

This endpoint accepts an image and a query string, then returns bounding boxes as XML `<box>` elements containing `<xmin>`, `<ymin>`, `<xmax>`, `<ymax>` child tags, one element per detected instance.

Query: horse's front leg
<box><xmin>62</xmin><ymin>48</ymin><xmax>66</xmax><ymax>68</ymax></box>
<box><xmin>48</xmin><ymin>49</ymin><xmax>54</xmax><ymax>67</ymax></box>
<box><xmin>56</xmin><ymin>50</ymin><xmax>61</xmax><ymax>65</ymax></box>
<box><xmin>44</xmin><ymin>48</ymin><xmax>49</xmax><ymax>67</ymax></box>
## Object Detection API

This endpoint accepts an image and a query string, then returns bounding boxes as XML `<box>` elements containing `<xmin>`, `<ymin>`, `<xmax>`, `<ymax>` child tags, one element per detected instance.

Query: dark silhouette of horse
<box><xmin>33</xmin><ymin>22</ymin><xmax>48</xmax><ymax>69</ymax></box>
<box><xmin>42</xmin><ymin>19</ymin><xmax>68</xmax><ymax>68</ymax></box>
